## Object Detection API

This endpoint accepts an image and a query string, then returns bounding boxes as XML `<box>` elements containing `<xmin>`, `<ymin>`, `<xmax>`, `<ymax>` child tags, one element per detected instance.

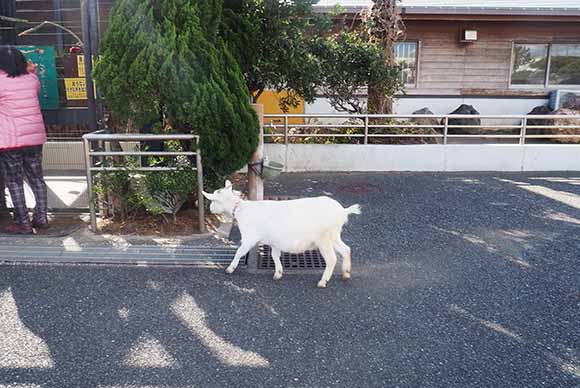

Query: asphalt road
<box><xmin>1</xmin><ymin>172</ymin><xmax>579</xmax><ymax>388</ymax></box>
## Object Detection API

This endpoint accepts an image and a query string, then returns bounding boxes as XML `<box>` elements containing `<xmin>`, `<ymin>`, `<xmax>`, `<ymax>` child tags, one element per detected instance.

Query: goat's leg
<box><xmin>271</xmin><ymin>247</ymin><xmax>283</xmax><ymax>280</ymax></box>
<box><xmin>317</xmin><ymin>242</ymin><xmax>338</xmax><ymax>289</ymax></box>
<box><xmin>226</xmin><ymin>241</ymin><xmax>255</xmax><ymax>274</ymax></box>
<box><xmin>334</xmin><ymin>237</ymin><xmax>352</xmax><ymax>280</ymax></box>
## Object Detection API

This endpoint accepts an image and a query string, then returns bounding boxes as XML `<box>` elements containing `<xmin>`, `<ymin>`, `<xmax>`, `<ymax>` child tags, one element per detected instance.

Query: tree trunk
<box><xmin>364</xmin><ymin>0</ymin><xmax>403</xmax><ymax>114</ymax></box>
<box><xmin>368</xmin><ymin>87</ymin><xmax>393</xmax><ymax>114</ymax></box>
<box><xmin>252</xmin><ymin>89</ymin><xmax>264</xmax><ymax>103</ymax></box>
<box><xmin>247</xmin><ymin>104</ymin><xmax>264</xmax><ymax>201</ymax></box>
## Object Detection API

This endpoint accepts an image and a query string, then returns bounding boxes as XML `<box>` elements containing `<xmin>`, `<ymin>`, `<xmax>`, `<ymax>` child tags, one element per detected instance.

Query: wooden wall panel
<box><xmin>405</xmin><ymin>20</ymin><xmax>580</xmax><ymax>96</ymax></box>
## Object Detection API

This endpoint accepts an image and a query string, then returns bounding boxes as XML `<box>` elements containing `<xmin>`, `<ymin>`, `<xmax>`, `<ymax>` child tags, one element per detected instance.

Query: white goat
<box><xmin>203</xmin><ymin>180</ymin><xmax>361</xmax><ymax>288</ymax></box>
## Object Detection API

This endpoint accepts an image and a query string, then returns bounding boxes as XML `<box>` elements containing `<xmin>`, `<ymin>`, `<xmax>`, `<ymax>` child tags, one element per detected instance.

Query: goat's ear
<box><xmin>202</xmin><ymin>191</ymin><xmax>215</xmax><ymax>201</ymax></box>
<box><xmin>224</xmin><ymin>180</ymin><xmax>233</xmax><ymax>190</ymax></box>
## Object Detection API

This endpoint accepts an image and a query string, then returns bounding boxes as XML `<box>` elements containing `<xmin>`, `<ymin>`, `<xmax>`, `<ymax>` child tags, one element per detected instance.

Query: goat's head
<box><xmin>202</xmin><ymin>180</ymin><xmax>242</xmax><ymax>215</ymax></box>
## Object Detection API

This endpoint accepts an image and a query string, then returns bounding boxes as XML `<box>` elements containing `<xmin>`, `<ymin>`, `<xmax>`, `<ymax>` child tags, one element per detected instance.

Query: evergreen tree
<box><xmin>222</xmin><ymin>0</ymin><xmax>403</xmax><ymax>114</ymax></box>
<box><xmin>94</xmin><ymin>0</ymin><xmax>259</xmax><ymax>179</ymax></box>
<box><xmin>221</xmin><ymin>0</ymin><xmax>326</xmax><ymax>110</ymax></box>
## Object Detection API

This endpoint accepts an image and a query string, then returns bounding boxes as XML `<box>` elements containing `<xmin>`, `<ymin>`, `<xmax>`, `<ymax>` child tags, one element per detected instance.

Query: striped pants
<box><xmin>0</xmin><ymin>169</ymin><xmax>5</xmax><ymax>210</ymax></box>
<box><xmin>0</xmin><ymin>145</ymin><xmax>48</xmax><ymax>225</ymax></box>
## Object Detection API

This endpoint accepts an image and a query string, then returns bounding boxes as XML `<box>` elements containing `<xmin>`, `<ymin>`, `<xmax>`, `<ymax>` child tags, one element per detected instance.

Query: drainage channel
<box><xmin>0</xmin><ymin>245</ymin><xmax>243</xmax><ymax>267</ymax></box>
<box><xmin>244</xmin><ymin>196</ymin><xmax>328</xmax><ymax>273</ymax></box>
<box><xmin>256</xmin><ymin>245</ymin><xmax>326</xmax><ymax>272</ymax></box>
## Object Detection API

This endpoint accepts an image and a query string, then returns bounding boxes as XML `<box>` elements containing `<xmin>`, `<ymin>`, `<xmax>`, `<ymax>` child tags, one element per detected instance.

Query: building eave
<box><xmin>314</xmin><ymin>4</ymin><xmax>580</xmax><ymax>18</ymax></box>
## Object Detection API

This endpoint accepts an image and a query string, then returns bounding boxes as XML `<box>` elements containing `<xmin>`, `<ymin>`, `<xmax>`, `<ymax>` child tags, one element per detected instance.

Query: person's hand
<box><xmin>27</xmin><ymin>61</ymin><xmax>38</xmax><ymax>74</ymax></box>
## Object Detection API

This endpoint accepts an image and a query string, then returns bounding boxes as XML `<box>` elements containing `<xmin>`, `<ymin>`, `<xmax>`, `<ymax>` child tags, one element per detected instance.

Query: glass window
<box><xmin>549</xmin><ymin>44</ymin><xmax>580</xmax><ymax>86</ymax></box>
<box><xmin>511</xmin><ymin>43</ymin><xmax>548</xmax><ymax>85</ymax></box>
<box><xmin>395</xmin><ymin>42</ymin><xmax>417</xmax><ymax>86</ymax></box>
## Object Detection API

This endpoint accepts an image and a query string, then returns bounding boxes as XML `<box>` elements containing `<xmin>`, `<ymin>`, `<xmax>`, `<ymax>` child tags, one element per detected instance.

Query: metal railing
<box><xmin>264</xmin><ymin>113</ymin><xmax>580</xmax><ymax>145</ymax></box>
<box><xmin>82</xmin><ymin>131</ymin><xmax>205</xmax><ymax>233</ymax></box>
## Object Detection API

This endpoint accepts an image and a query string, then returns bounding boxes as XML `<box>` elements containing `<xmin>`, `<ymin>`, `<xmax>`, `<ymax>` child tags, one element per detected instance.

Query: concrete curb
<box><xmin>0</xmin><ymin>244</ymin><xmax>240</xmax><ymax>266</ymax></box>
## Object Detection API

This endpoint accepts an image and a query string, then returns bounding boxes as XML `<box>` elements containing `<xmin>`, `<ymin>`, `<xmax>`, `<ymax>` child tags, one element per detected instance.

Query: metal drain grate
<box><xmin>256</xmin><ymin>245</ymin><xmax>326</xmax><ymax>270</ymax></box>
<box><xmin>253</xmin><ymin>196</ymin><xmax>325</xmax><ymax>271</ymax></box>
<box><xmin>0</xmin><ymin>245</ymin><xmax>243</xmax><ymax>267</ymax></box>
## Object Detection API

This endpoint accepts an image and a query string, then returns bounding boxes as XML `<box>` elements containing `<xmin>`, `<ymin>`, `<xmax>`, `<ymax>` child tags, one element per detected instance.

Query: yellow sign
<box><xmin>77</xmin><ymin>56</ymin><xmax>85</xmax><ymax>77</ymax></box>
<box><xmin>77</xmin><ymin>55</ymin><xmax>95</xmax><ymax>78</ymax></box>
<box><xmin>64</xmin><ymin>78</ymin><xmax>96</xmax><ymax>100</ymax></box>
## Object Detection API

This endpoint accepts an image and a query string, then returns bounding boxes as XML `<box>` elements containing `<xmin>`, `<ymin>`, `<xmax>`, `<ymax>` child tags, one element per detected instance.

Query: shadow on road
<box><xmin>0</xmin><ymin>172</ymin><xmax>579</xmax><ymax>387</ymax></box>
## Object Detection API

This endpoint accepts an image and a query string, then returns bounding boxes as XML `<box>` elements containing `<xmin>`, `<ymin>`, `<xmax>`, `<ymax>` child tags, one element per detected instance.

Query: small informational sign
<box><xmin>77</xmin><ymin>55</ymin><xmax>95</xmax><ymax>78</ymax></box>
<box><xmin>77</xmin><ymin>55</ymin><xmax>86</xmax><ymax>77</ymax></box>
<box><xmin>64</xmin><ymin>78</ymin><xmax>96</xmax><ymax>100</ymax></box>
<box><xmin>17</xmin><ymin>46</ymin><xmax>59</xmax><ymax>110</ymax></box>
<box><xmin>63</xmin><ymin>54</ymin><xmax>97</xmax><ymax>102</ymax></box>
<box><xmin>64</xmin><ymin>78</ymin><xmax>87</xmax><ymax>100</ymax></box>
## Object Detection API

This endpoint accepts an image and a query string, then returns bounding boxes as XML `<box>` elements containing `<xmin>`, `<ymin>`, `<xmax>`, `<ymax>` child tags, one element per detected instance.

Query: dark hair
<box><xmin>0</xmin><ymin>46</ymin><xmax>28</xmax><ymax>78</ymax></box>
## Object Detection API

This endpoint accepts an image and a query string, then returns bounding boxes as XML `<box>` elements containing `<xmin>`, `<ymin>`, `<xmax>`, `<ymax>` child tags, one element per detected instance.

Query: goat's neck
<box><xmin>230</xmin><ymin>198</ymin><xmax>244</xmax><ymax>220</ymax></box>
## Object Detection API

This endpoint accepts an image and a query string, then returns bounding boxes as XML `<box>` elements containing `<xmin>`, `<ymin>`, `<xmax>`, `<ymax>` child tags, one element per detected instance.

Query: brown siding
<box><xmin>405</xmin><ymin>20</ymin><xmax>580</xmax><ymax>96</ymax></box>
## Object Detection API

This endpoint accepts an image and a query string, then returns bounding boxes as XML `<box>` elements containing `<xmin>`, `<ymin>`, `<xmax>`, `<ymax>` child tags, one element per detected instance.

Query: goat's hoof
<box><xmin>342</xmin><ymin>272</ymin><xmax>351</xmax><ymax>281</ymax></box>
<box><xmin>225</xmin><ymin>266</ymin><xmax>235</xmax><ymax>274</ymax></box>
<box><xmin>273</xmin><ymin>272</ymin><xmax>283</xmax><ymax>280</ymax></box>
<box><xmin>317</xmin><ymin>280</ymin><xmax>328</xmax><ymax>289</ymax></box>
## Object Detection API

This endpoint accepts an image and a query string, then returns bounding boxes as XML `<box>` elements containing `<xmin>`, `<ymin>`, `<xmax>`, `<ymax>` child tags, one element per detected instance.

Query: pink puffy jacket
<box><xmin>0</xmin><ymin>71</ymin><xmax>46</xmax><ymax>151</ymax></box>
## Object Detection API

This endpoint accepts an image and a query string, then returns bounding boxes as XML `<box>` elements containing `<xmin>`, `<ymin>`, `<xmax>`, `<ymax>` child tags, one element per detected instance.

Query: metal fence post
<box><xmin>83</xmin><ymin>137</ymin><xmax>97</xmax><ymax>232</ymax></box>
<box><xmin>520</xmin><ymin>117</ymin><xmax>527</xmax><ymax>145</ymax></box>
<box><xmin>196</xmin><ymin>140</ymin><xmax>206</xmax><ymax>234</ymax></box>
<box><xmin>364</xmin><ymin>115</ymin><xmax>369</xmax><ymax>144</ymax></box>
<box><xmin>443</xmin><ymin>116</ymin><xmax>449</xmax><ymax>145</ymax></box>
<box><xmin>284</xmin><ymin>115</ymin><xmax>289</xmax><ymax>145</ymax></box>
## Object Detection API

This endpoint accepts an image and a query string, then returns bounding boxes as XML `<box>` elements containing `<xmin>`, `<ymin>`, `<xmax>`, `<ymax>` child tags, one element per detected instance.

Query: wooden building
<box><xmin>313</xmin><ymin>0</ymin><xmax>580</xmax><ymax>116</ymax></box>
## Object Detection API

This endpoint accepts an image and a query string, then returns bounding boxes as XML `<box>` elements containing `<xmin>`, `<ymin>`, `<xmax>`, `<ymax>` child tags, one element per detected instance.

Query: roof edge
<box><xmin>313</xmin><ymin>4</ymin><xmax>580</xmax><ymax>17</ymax></box>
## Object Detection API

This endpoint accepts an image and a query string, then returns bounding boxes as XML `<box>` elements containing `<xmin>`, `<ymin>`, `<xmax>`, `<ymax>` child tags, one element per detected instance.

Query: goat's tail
<box><xmin>345</xmin><ymin>204</ymin><xmax>362</xmax><ymax>216</ymax></box>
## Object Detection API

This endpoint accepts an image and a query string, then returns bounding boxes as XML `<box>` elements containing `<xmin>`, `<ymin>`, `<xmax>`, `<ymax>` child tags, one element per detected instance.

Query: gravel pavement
<box><xmin>0</xmin><ymin>172</ymin><xmax>579</xmax><ymax>388</ymax></box>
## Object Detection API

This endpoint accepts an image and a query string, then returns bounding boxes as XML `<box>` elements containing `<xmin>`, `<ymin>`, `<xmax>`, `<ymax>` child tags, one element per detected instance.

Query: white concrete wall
<box><xmin>265</xmin><ymin>144</ymin><xmax>580</xmax><ymax>172</ymax></box>
<box><xmin>43</xmin><ymin>141</ymin><xmax>145</xmax><ymax>172</ymax></box>
<box><xmin>393</xmin><ymin>97</ymin><xmax>548</xmax><ymax>117</ymax></box>
<box><xmin>45</xmin><ymin>141</ymin><xmax>580</xmax><ymax>174</ymax></box>
<box><xmin>43</xmin><ymin>142</ymin><xmax>85</xmax><ymax>171</ymax></box>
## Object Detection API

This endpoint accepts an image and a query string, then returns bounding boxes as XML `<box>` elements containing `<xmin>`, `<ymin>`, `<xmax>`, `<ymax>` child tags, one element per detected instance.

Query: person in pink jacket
<box><xmin>0</xmin><ymin>46</ymin><xmax>48</xmax><ymax>234</ymax></box>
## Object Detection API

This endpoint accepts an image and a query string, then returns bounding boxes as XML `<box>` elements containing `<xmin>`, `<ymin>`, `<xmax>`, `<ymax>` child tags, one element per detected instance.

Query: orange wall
<box><xmin>257</xmin><ymin>90</ymin><xmax>305</xmax><ymax>125</ymax></box>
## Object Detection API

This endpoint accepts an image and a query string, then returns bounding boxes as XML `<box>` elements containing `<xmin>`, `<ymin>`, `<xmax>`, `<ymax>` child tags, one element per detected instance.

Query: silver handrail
<box><xmin>82</xmin><ymin>132</ymin><xmax>205</xmax><ymax>234</ymax></box>
<box><xmin>263</xmin><ymin>113</ymin><xmax>580</xmax><ymax>144</ymax></box>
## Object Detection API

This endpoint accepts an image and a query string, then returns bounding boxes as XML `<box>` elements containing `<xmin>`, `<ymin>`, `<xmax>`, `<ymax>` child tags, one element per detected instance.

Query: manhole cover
<box><xmin>257</xmin><ymin>245</ymin><xmax>326</xmax><ymax>270</ymax></box>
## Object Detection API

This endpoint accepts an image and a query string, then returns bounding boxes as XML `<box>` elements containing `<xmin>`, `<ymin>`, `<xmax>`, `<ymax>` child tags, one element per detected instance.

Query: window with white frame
<box><xmin>511</xmin><ymin>43</ymin><xmax>580</xmax><ymax>87</ymax></box>
<box><xmin>395</xmin><ymin>42</ymin><xmax>418</xmax><ymax>86</ymax></box>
